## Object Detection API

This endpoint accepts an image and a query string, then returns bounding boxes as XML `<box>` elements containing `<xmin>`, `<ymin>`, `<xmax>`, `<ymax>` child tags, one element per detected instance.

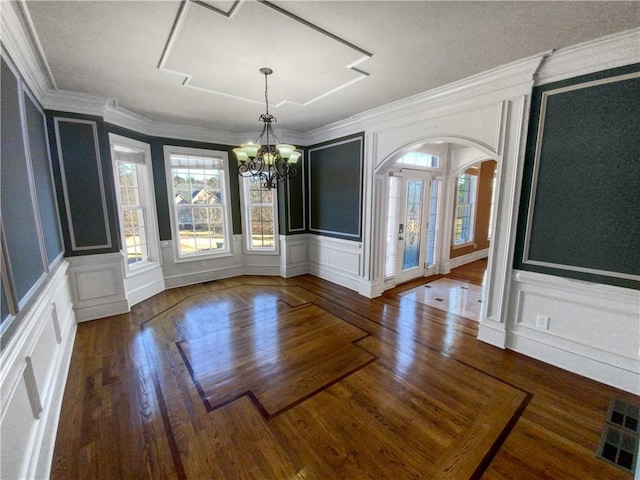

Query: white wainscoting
<box><xmin>66</xmin><ymin>252</ymin><xmax>128</xmax><ymax>322</ymax></box>
<box><xmin>123</xmin><ymin>262</ymin><xmax>165</xmax><ymax>307</ymax></box>
<box><xmin>0</xmin><ymin>261</ymin><xmax>76</xmax><ymax>479</ymax></box>
<box><xmin>506</xmin><ymin>270</ymin><xmax>640</xmax><ymax>394</ymax></box>
<box><xmin>279</xmin><ymin>234</ymin><xmax>309</xmax><ymax>278</ymax></box>
<box><xmin>308</xmin><ymin>235</ymin><xmax>364</xmax><ymax>293</ymax></box>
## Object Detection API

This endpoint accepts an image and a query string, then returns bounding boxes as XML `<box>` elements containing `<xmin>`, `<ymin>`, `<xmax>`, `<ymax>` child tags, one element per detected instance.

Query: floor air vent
<box><xmin>597</xmin><ymin>398</ymin><xmax>639</xmax><ymax>473</ymax></box>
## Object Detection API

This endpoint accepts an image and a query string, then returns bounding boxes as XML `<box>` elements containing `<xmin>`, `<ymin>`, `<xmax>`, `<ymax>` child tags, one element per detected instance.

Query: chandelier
<box><xmin>234</xmin><ymin>68</ymin><xmax>300</xmax><ymax>189</ymax></box>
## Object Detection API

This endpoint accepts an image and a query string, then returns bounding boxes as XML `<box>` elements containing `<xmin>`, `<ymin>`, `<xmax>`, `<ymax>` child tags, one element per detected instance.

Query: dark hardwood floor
<box><xmin>51</xmin><ymin>272</ymin><xmax>638</xmax><ymax>479</ymax></box>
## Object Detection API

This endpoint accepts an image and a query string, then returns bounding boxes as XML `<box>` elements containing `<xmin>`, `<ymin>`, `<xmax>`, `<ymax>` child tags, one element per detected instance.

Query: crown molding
<box><xmin>535</xmin><ymin>28</ymin><xmax>640</xmax><ymax>86</ymax></box>
<box><xmin>3</xmin><ymin>8</ymin><xmax>638</xmax><ymax>150</ymax></box>
<box><xmin>42</xmin><ymin>89</ymin><xmax>111</xmax><ymax>117</ymax></box>
<box><xmin>305</xmin><ymin>51</ymin><xmax>551</xmax><ymax>144</ymax></box>
<box><xmin>0</xmin><ymin>0</ymin><xmax>53</xmax><ymax>102</ymax></box>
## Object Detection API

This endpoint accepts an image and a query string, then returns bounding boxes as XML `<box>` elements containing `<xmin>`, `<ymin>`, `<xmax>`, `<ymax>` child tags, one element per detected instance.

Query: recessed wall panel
<box><xmin>515</xmin><ymin>64</ymin><xmax>640</xmax><ymax>289</ymax></box>
<box><xmin>54</xmin><ymin>118</ymin><xmax>112</xmax><ymax>250</ymax></box>
<box><xmin>24</xmin><ymin>93</ymin><xmax>63</xmax><ymax>265</ymax></box>
<box><xmin>309</xmin><ymin>134</ymin><xmax>363</xmax><ymax>240</ymax></box>
<box><xmin>0</xmin><ymin>58</ymin><xmax>45</xmax><ymax>300</ymax></box>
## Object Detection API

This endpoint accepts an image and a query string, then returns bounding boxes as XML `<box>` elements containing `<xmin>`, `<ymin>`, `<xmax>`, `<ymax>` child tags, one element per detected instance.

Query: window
<box><xmin>385</xmin><ymin>175</ymin><xmax>401</xmax><ymax>279</ymax></box>
<box><xmin>241</xmin><ymin>176</ymin><xmax>278</xmax><ymax>252</ymax></box>
<box><xmin>110</xmin><ymin>134</ymin><xmax>159</xmax><ymax>272</ymax></box>
<box><xmin>427</xmin><ymin>178</ymin><xmax>441</xmax><ymax>266</ymax></box>
<box><xmin>396</xmin><ymin>151</ymin><xmax>439</xmax><ymax>168</ymax></box>
<box><xmin>453</xmin><ymin>173</ymin><xmax>478</xmax><ymax>246</ymax></box>
<box><xmin>164</xmin><ymin>146</ymin><xmax>232</xmax><ymax>259</ymax></box>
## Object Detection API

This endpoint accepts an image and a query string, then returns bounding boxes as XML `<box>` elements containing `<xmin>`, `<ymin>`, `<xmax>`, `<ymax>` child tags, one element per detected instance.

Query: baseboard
<box><xmin>126</xmin><ymin>277</ymin><xmax>166</xmax><ymax>307</ymax></box>
<box><xmin>308</xmin><ymin>262</ymin><xmax>363</xmax><ymax>295</ymax></box>
<box><xmin>74</xmin><ymin>300</ymin><xmax>130</xmax><ymax>322</ymax></box>
<box><xmin>477</xmin><ymin>321</ymin><xmax>507</xmax><ymax>348</ymax></box>
<box><xmin>163</xmin><ymin>265</ymin><xmax>245</xmax><ymax>289</ymax></box>
<box><xmin>508</xmin><ymin>332</ymin><xmax>640</xmax><ymax>395</ymax></box>
<box><xmin>448</xmin><ymin>248</ymin><xmax>489</xmax><ymax>270</ymax></box>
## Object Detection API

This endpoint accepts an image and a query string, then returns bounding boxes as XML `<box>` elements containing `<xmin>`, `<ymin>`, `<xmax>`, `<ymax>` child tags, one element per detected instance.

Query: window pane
<box><xmin>114</xmin><ymin>157</ymin><xmax>150</xmax><ymax>267</ymax></box>
<box><xmin>243</xmin><ymin>176</ymin><xmax>276</xmax><ymax>251</ymax></box>
<box><xmin>170</xmin><ymin>152</ymin><xmax>228</xmax><ymax>257</ymax></box>
<box><xmin>402</xmin><ymin>179</ymin><xmax>424</xmax><ymax>270</ymax></box>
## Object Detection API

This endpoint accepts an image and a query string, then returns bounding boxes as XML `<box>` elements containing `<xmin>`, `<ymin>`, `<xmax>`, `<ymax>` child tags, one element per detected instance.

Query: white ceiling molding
<box><xmin>0</xmin><ymin>0</ymin><xmax>52</xmax><ymax>102</ymax></box>
<box><xmin>304</xmin><ymin>51</ymin><xmax>552</xmax><ymax>146</ymax></box>
<box><xmin>42</xmin><ymin>89</ymin><xmax>111</xmax><ymax>118</ymax></box>
<box><xmin>192</xmin><ymin>0</ymin><xmax>242</xmax><ymax>18</ymax></box>
<box><xmin>535</xmin><ymin>27</ymin><xmax>640</xmax><ymax>86</ymax></box>
<box><xmin>158</xmin><ymin>0</ymin><xmax>372</xmax><ymax>108</ymax></box>
<box><xmin>3</xmin><ymin>3</ymin><xmax>638</xmax><ymax>152</ymax></box>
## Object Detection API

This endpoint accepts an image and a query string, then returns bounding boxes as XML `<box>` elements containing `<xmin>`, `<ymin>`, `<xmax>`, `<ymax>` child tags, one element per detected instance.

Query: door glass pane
<box><xmin>402</xmin><ymin>179</ymin><xmax>424</xmax><ymax>270</ymax></box>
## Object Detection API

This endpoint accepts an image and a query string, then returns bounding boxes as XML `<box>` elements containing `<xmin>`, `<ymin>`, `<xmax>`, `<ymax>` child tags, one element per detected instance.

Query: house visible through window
<box><xmin>453</xmin><ymin>173</ymin><xmax>478</xmax><ymax>246</ymax></box>
<box><xmin>242</xmin><ymin>176</ymin><xmax>277</xmax><ymax>251</ymax></box>
<box><xmin>165</xmin><ymin>146</ymin><xmax>231</xmax><ymax>258</ymax></box>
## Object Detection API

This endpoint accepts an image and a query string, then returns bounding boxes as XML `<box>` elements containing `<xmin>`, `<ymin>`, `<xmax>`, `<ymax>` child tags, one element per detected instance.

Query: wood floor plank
<box><xmin>50</xmin><ymin>272</ymin><xmax>639</xmax><ymax>479</ymax></box>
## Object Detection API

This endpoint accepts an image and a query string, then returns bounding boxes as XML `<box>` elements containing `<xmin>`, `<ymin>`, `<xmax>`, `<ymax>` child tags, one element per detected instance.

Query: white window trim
<box><xmin>239</xmin><ymin>176</ymin><xmax>280</xmax><ymax>255</ymax></box>
<box><xmin>163</xmin><ymin>145</ymin><xmax>233</xmax><ymax>263</ymax></box>
<box><xmin>452</xmin><ymin>173</ymin><xmax>478</xmax><ymax>248</ymax></box>
<box><xmin>109</xmin><ymin>133</ymin><xmax>161</xmax><ymax>277</ymax></box>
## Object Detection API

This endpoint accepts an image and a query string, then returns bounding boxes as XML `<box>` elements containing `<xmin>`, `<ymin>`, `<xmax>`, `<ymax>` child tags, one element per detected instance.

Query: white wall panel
<box><xmin>508</xmin><ymin>270</ymin><xmax>640</xmax><ymax>393</ymax></box>
<box><xmin>0</xmin><ymin>261</ymin><xmax>76</xmax><ymax>479</ymax></box>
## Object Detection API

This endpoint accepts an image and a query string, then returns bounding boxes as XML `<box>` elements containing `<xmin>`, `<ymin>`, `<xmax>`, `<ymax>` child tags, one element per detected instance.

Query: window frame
<box><xmin>163</xmin><ymin>145</ymin><xmax>233</xmax><ymax>262</ymax></box>
<box><xmin>240</xmin><ymin>176</ymin><xmax>280</xmax><ymax>255</ymax></box>
<box><xmin>109</xmin><ymin>133</ymin><xmax>161</xmax><ymax>276</ymax></box>
<box><xmin>452</xmin><ymin>172</ymin><xmax>478</xmax><ymax>247</ymax></box>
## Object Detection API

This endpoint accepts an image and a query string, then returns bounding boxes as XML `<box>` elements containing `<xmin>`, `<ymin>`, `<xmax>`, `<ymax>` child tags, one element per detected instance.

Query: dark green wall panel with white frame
<box><xmin>514</xmin><ymin>63</ymin><xmax>640</xmax><ymax>290</ymax></box>
<box><xmin>308</xmin><ymin>134</ymin><xmax>364</xmax><ymax>241</ymax></box>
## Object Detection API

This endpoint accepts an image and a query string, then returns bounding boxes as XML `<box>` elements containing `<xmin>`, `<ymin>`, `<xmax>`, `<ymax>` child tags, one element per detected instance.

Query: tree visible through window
<box><xmin>115</xmin><ymin>159</ymin><xmax>148</xmax><ymax>265</ymax></box>
<box><xmin>453</xmin><ymin>173</ymin><xmax>477</xmax><ymax>245</ymax></box>
<box><xmin>243</xmin><ymin>176</ymin><xmax>277</xmax><ymax>251</ymax></box>
<box><xmin>167</xmin><ymin>149</ymin><xmax>231</xmax><ymax>258</ymax></box>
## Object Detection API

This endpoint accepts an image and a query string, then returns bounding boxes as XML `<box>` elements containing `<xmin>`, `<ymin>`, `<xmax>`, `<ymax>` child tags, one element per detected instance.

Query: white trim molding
<box><xmin>535</xmin><ymin>27</ymin><xmax>640</xmax><ymax>86</ymax></box>
<box><xmin>506</xmin><ymin>270</ymin><xmax>640</xmax><ymax>394</ymax></box>
<box><xmin>0</xmin><ymin>261</ymin><xmax>76</xmax><ymax>479</ymax></box>
<box><xmin>66</xmin><ymin>252</ymin><xmax>128</xmax><ymax>322</ymax></box>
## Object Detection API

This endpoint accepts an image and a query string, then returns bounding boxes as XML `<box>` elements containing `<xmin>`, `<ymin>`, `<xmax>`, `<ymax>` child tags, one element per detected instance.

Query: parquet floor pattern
<box><xmin>51</xmin><ymin>270</ymin><xmax>638</xmax><ymax>479</ymax></box>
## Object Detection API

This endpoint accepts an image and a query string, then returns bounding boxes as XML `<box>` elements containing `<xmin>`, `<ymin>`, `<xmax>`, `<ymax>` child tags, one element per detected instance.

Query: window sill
<box><xmin>173</xmin><ymin>250</ymin><xmax>235</xmax><ymax>264</ymax></box>
<box><xmin>124</xmin><ymin>260</ymin><xmax>162</xmax><ymax>278</ymax></box>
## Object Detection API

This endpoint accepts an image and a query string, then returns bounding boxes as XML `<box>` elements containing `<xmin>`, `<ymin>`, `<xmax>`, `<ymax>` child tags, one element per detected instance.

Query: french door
<box><xmin>395</xmin><ymin>170</ymin><xmax>432</xmax><ymax>284</ymax></box>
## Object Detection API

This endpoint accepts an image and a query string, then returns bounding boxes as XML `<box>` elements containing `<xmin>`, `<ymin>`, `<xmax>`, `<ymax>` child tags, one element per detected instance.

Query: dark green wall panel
<box><xmin>284</xmin><ymin>150</ymin><xmax>306</xmax><ymax>234</ymax></box>
<box><xmin>0</xmin><ymin>58</ymin><xmax>45</xmax><ymax>300</ymax></box>
<box><xmin>514</xmin><ymin>64</ymin><xmax>640</xmax><ymax>289</ymax></box>
<box><xmin>24</xmin><ymin>93</ymin><xmax>63</xmax><ymax>264</ymax></box>
<box><xmin>309</xmin><ymin>134</ymin><xmax>363</xmax><ymax>240</ymax></box>
<box><xmin>54</xmin><ymin>119</ymin><xmax>112</xmax><ymax>249</ymax></box>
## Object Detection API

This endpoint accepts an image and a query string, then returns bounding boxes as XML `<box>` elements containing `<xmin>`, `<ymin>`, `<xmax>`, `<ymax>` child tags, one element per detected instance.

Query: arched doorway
<box><xmin>375</xmin><ymin>138</ymin><xmax>500</xmax><ymax>323</ymax></box>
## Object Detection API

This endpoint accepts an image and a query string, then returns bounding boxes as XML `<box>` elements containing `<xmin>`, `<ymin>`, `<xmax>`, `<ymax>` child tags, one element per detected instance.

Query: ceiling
<box><xmin>22</xmin><ymin>0</ymin><xmax>640</xmax><ymax>135</ymax></box>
